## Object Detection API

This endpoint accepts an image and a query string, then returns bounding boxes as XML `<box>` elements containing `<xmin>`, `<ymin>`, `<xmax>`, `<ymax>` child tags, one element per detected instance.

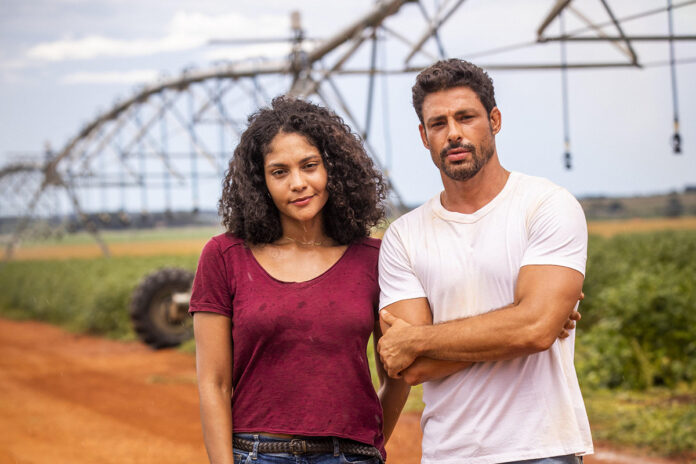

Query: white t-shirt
<box><xmin>379</xmin><ymin>172</ymin><xmax>593</xmax><ymax>464</ymax></box>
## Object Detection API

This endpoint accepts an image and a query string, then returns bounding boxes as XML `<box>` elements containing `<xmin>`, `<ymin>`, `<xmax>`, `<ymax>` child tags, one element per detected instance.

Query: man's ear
<box><xmin>489</xmin><ymin>107</ymin><xmax>501</xmax><ymax>135</ymax></box>
<box><xmin>419</xmin><ymin>124</ymin><xmax>430</xmax><ymax>149</ymax></box>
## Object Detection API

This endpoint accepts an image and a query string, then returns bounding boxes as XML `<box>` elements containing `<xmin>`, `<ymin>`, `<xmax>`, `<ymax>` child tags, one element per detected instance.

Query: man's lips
<box><xmin>445</xmin><ymin>148</ymin><xmax>471</xmax><ymax>161</ymax></box>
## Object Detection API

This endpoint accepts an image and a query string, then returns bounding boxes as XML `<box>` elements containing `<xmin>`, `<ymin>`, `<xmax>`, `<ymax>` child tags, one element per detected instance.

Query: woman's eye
<box><xmin>271</xmin><ymin>169</ymin><xmax>286</xmax><ymax>177</ymax></box>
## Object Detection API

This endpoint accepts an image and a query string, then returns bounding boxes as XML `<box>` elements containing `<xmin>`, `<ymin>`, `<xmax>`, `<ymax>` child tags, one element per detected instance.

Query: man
<box><xmin>377</xmin><ymin>59</ymin><xmax>593</xmax><ymax>463</ymax></box>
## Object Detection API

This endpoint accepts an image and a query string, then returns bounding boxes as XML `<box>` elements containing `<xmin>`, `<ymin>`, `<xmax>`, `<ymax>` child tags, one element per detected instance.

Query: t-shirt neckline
<box><xmin>245</xmin><ymin>241</ymin><xmax>355</xmax><ymax>287</ymax></box>
<box><xmin>431</xmin><ymin>171</ymin><xmax>520</xmax><ymax>224</ymax></box>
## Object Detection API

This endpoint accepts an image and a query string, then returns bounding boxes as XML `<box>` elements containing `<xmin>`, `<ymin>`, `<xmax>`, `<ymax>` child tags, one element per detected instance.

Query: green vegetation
<box><xmin>576</xmin><ymin>230</ymin><xmax>696</xmax><ymax>458</ymax></box>
<box><xmin>578</xmin><ymin>231</ymin><xmax>696</xmax><ymax>390</ymax></box>
<box><xmin>19</xmin><ymin>225</ymin><xmax>223</xmax><ymax>247</ymax></box>
<box><xmin>0</xmin><ymin>255</ymin><xmax>198</xmax><ymax>338</ymax></box>
<box><xmin>584</xmin><ymin>388</ymin><xmax>696</xmax><ymax>457</ymax></box>
<box><xmin>1</xmin><ymin>228</ymin><xmax>695</xmax><ymax>457</ymax></box>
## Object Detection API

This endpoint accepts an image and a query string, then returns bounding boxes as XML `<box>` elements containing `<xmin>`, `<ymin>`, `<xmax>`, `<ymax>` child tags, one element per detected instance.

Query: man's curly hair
<box><xmin>219</xmin><ymin>96</ymin><xmax>387</xmax><ymax>245</ymax></box>
<box><xmin>412</xmin><ymin>59</ymin><xmax>496</xmax><ymax>125</ymax></box>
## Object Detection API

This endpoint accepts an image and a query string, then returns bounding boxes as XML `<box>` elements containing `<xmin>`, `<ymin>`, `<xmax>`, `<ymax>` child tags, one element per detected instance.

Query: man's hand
<box><xmin>378</xmin><ymin>310</ymin><xmax>419</xmax><ymax>378</ymax></box>
<box><xmin>558</xmin><ymin>291</ymin><xmax>584</xmax><ymax>339</ymax></box>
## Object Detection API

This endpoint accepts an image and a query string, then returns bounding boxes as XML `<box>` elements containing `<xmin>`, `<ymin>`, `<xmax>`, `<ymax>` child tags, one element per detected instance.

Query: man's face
<box><xmin>419</xmin><ymin>86</ymin><xmax>501</xmax><ymax>182</ymax></box>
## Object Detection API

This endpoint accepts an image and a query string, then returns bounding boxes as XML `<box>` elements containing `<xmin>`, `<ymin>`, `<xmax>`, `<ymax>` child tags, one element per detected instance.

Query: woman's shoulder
<box><xmin>353</xmin><ymin>236</ymin><xmax>381</xmax><ymax>250</ymax></box>
<box><xmin>347</xmin><ymin>237</ymin><xmax>381</xmax><ymax>263</ymax></box>
<box><xmin>205</xmin><ymin>232</ymin><xmax>246</xmax><ymax>254</ymax></box>
<box><xmin>342</xmin><ymin>237</ymin><xmax>381</xmax><ymax>279</ymax></box>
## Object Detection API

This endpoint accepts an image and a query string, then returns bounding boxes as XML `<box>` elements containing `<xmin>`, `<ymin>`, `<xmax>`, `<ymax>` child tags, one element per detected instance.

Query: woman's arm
<box><xmin>194</xmin><ymin>312</ymin><xmax>234</xmax><ymax>464</ymax></box>
<box><xmin>373</xmin><ymin>320</ymin><xmax>411</xmax><ymax>443</ymax></box>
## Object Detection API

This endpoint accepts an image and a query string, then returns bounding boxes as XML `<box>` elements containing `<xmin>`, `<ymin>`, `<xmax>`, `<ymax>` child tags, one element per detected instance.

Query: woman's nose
<box><xmin>289</xmin><ymin>170</ymin><xmax>307</xmax><ymax>191</ymax></box>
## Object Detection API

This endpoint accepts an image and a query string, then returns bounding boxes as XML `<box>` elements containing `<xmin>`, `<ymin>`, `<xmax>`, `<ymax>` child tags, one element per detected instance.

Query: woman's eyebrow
<box><xmin>265</xmin><ymin>155</ymin><xmax>320</xmax><ymax>168</ymax></box>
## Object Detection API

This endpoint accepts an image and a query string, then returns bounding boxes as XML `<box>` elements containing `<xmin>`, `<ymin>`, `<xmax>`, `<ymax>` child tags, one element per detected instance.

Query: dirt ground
<box><xmin>0</xmin><ymin>319</ymin><xmax>685</xmax><ymax>464</ymax></box>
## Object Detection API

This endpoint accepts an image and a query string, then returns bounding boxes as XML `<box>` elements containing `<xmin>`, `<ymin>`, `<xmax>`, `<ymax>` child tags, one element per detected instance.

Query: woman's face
<box><xmin>263</xmin><ymin>131</ymin><xmax>329</xmax><ymax>227</ymax></box>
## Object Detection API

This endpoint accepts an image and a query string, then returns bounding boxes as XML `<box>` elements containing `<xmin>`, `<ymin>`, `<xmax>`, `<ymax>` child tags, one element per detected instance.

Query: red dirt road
<box><xmin>0</xmin><ymin>319</ymin><xmax>682</xmax><ymax>464</ymax></box>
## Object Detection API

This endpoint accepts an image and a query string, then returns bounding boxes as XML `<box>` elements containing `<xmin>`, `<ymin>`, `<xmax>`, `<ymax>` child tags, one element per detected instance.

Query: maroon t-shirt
<box><xmin>189</xmin><ymin>233</ymin><xmax>385</xmax><ymax>458</ymax></box>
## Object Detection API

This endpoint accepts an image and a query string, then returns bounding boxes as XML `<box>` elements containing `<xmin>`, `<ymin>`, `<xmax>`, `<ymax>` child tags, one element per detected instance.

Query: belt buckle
<box><xmin>289</xmin><ymin>439</ymin><xmax>306</xmax><ymax>455</ymax></box>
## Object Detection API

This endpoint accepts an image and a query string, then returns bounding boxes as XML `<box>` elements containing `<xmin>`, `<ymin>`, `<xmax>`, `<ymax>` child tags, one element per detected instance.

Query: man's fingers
<box><xmin>579</xmin><ymin>291</ymin><xmax>585</xmax><ymax>301</ymax></box>
<box><xmin>559</xmin><ymin>329</ymin><xmax>569</xmax><ymax>339</ymax></box>
<box><xmin>564</xmin><ymin>320</ymin><xmax>576</xmax><ymax>330</ymax></box>
<box><xmin>569</xmin><ymin>310</ymin><xmax>582</xmax><ymax>321</ymax></box>
<box><xmin>380</xmin><ymin>310</ymin><xmax>397</xmax><ymax>327</ymax></box>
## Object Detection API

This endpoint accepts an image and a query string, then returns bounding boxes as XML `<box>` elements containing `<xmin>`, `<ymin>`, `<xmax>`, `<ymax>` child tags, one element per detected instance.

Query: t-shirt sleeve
<box><xmin>189</xmin><ymin>237</ymin><xmax>234</xmax><ymax>317</ymax></box>
<box><xmin>378</xmin><ymin>223</ymin><xmax>427</xmax><ymax>310</ymax></box>
<box><xmin>521</xmin><ymin>187</ymin><xmax>588</xmax><ymax>275</ymax></box>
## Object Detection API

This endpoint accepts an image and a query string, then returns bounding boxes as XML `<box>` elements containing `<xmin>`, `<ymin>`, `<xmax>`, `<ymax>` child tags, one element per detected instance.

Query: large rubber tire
<box><xmin>130</xmin><ymin>267</ymin><xmax>195</xmax><ymax>349</ymax></box>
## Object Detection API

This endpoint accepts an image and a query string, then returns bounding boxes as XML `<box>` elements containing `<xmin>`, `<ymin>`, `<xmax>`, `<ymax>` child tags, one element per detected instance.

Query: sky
<box><xmin>1</xmin><ymin>0</ymin><xmax>695</xmax><ymax>213</ymax></box>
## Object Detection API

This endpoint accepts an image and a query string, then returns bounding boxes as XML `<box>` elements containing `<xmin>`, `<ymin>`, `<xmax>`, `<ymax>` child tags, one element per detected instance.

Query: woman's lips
<box><xmin>290</xmin><ymin>195</ymin><xmax>313</xmax><ymax>206</ymax></box>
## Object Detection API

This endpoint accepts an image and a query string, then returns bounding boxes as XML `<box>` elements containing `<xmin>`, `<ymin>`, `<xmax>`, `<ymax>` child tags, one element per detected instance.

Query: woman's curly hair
<box><xmin>219</xmin><ymin>96</ymin><xmax>387</xmax><ymax>245</ymax></box>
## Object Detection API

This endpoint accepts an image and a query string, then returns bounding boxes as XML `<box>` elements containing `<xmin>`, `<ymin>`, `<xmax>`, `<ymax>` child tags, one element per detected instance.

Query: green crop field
<box><xmin>1</xmin><ymin>225</ymin><xmax>695</xmax><ymax>459</ymax></box>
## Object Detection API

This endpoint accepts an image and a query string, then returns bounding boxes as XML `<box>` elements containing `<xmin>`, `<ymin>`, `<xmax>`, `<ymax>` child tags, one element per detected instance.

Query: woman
<box><xmin>190</xmin><ymin>96</ymin><xmax>410</xmax><ymax>464</ymax></box>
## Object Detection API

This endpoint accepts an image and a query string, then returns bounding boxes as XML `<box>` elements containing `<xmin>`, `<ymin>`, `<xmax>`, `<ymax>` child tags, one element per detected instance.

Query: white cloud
<box><xmin>26</xmin><ymin>10</ymin><xmax>289</xmax><ymax>62</ymax></box>
<box><xmin>203</xmin><ymin>40</ymin><xmax>320</xmax><ymax>62</ymax></box>
<box><xmin>1</xmin><ymin>58</ymin><xmax>33</xmax><ymax>70</ymax></box>
<box><xmin>203</xmin><ymin>44</ymin><xmax>292</xmax><ymax>62</ymax></box>
<box><xmin>61</xmin><ymin>69</ymin><xmax>159</xmax><ymax>84</ymax></box>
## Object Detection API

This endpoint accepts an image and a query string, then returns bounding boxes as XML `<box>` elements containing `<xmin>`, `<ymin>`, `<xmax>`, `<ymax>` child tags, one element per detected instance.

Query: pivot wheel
<box><xmin>130</xmin><ymin>267</ymin><xmax>195</xmax><ymax>348</ymax></box>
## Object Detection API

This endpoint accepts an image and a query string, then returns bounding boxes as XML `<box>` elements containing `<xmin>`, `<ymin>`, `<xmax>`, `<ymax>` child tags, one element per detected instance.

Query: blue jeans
<box><xmin>503</xmin><ymin>455</ymin><xmax>583</xmax><ymax>464</ymax></box>
<box><xmin>232</xmin><ymin>434</ymin><xmax>382</xmax><ymax>464</ymax></box>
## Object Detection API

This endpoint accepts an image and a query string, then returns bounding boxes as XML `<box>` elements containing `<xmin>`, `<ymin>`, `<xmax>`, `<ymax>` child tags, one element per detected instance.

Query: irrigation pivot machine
<box><xmin>1</xmin><ymin>0</ymin><xmax>693</xmax><ymax>347</ymax></box>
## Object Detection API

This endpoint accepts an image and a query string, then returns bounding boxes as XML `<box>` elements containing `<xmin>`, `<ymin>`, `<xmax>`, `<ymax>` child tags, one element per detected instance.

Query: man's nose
<box><xmin>447</xmin><ymin>118</ymin><xmax>463</xmax><ymax>144</ymax></box>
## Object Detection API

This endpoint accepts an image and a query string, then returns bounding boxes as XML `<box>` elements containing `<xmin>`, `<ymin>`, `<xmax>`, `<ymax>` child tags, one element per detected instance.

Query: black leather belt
<box><xmin>232</xmin><ymin>436</ymin><xmax>382</xmax><ymax>459</ymax></box>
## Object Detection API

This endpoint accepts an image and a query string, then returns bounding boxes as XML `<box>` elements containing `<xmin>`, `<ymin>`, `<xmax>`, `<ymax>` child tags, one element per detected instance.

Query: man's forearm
<box><xmin>400</xmin><ymin>357</ymin><xmax>473</xmax><ymax>385</ymax></box>
<box><xmin>410</xmin><ymin>297</ymin><xmax>572</xmax><ymax>363</ymax></box>
<box><xmin>378</xmin><ymin>266</ymin><xmax>583</xmax><ymax>377</ymax></box>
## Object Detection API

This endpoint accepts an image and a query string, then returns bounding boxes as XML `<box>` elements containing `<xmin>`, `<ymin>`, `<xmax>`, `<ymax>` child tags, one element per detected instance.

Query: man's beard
<box><xmin>439</xmin><ymin>140</ymin><xmax>494</xmax><ymax>181</ymax></box>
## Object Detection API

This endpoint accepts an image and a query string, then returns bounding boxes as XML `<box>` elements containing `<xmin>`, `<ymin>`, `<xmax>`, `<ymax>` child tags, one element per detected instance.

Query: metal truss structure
<box><xmin>1</xmin><ymin>0</ymin><xmax>694</xmax><ymax>258</ymax></box>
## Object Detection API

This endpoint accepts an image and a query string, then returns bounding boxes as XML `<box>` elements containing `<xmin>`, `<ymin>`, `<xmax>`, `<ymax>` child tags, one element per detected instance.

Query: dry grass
<box><xmin>588</xmin><ymin>216</ymin><xmax>696</xmax><ymax>237</ymax></box>
<box><xmin>4</xmin><ymin>217</ymin><xmax>696</xmax><ymax>261</ymax></box>
<box><xmin>3</xmin><ymin>239</ymin><xmax>208</xmax><ymax>261</ymax></box>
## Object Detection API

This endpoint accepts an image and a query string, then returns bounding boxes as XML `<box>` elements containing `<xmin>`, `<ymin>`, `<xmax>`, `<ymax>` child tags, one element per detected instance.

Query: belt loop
<box><xmin>332</xmin><ymin>437</ymin><xmax>340</xmax><ymax>457</ymax></box>
<box><xmin>250</xmin><ymin>434</ymin><xmax>259</xmax><ymax>461</ymax></box>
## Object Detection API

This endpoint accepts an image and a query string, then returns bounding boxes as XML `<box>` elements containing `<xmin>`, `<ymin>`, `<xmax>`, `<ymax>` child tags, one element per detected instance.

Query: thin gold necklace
<box><xmin>282</xmin><ymin>235</ymin><xmax>327</xmax><ymax>247</ymax></box>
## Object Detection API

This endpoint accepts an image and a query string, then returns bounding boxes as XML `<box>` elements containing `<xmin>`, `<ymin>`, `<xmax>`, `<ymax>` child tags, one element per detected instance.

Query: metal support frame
<box><xmin>405</xmin><ymin>0</ymin><xmax>464</xmax><ymax>64</ymax></box>
<box><xmin>560</xmin><ymin>12</ymin><xmax>572</xmax><ymax>170</ymax></box>
<box><xmin>541</xmin><ymin>34</ymin><xmax>696</xmax><ymax>42</ymax></box>
<box><xmin>2</xmin><ymin>0</ymin><xmax>694</xmax><ymax>258</ymax></box>
<box><xmin>667</xmin><ymin>0</ymin><xmax>682</xmax><ymax>154</ymax></box>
